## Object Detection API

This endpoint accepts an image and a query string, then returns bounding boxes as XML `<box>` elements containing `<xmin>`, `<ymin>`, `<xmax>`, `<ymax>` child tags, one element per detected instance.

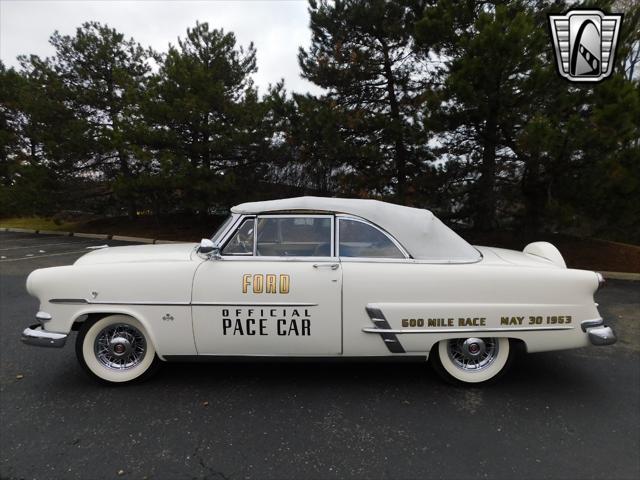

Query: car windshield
<box><xmin>211</xmin><ymin>214</ymin><xmax>237</xmax><ymax>245</ymax></box>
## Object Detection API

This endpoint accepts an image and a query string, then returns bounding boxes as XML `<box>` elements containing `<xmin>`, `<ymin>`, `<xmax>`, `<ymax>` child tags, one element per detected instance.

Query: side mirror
<box><xmin>198</xmin><ymin>238</ymin><xmax>216</xmax><ymax>255</ymax></box>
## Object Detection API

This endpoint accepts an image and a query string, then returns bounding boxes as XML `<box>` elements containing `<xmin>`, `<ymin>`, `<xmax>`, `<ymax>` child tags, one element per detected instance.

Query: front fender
<box><xmin>26</xmin><ymin>261</ymin><xmax>201</xmax><ymax>357</ymax></box>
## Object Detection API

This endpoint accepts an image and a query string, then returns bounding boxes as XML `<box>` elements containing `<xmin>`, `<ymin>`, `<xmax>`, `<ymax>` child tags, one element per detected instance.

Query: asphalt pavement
<box><xmin>1</xmin><ymin>232</ymin><xmax>639</xmax><ymax>480</ymax></box>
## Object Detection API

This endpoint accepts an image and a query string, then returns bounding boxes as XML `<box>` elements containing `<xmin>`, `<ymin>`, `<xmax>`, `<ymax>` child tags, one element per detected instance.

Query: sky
<box><xmin>0</xmin><ymin>0</ymin><xmax>323</xmax><ymax>95</ymax></box>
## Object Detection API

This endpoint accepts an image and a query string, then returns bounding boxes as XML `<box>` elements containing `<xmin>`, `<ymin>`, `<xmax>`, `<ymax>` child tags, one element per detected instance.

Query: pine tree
<box><xmin>415</xmin><ymin>0</ymin><xmax>550</xmax><ymax>230</ymax></box>
<box><xmin>146</xmin><ymin>22</ymin><xmax>269</xmax><ymax>213</ymax></box>
<box><xmin>299</xmin><ymin>0</ymin><xmax>432</xmax><ymax>203</ymax></box>
<box><xmin>18</xmin><ymin>22</ymin><xmax>152</xmax><ymax>217</ymax></box>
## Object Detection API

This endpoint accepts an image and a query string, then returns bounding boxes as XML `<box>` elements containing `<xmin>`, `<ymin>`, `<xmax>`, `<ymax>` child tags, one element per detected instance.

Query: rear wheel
<box><xmin>430</xmin><ymin>337</ymin><xmax>511</xmax><ymax>384</ymax></box>
<box><xmin>76</xmin><ymin>315</ymin><xmax>160</xmax><ymax>384</ymax></box>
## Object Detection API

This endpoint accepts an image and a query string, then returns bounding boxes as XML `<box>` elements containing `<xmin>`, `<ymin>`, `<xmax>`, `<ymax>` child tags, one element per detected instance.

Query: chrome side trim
<box><xmin>21</xmin><ymin>324</ymin><xmax>68</xmax><ymax>348</ymax></box>
<box><xmin>211</xmin><ymin>256</ymin><xmax>339</xmax><ymax>262</ymax></box>
<box><xmin>163</xmin><ymin>355</ymin><xmax>428</xmax><ymax>363</ymax></box>
<box><xmin>362</xmin><ymin>326</ymin><xmax>574</xmax><ymax>334</ymax></box>
<box><xmin>192</xmin><ymin>302</ymin><xmax>318</xmax><ymax>307</ymax></box>
<box><xmin>91</xmin><ymin>300</ymin><xmax>191</xmax><ymax>306</ymax></box>
<box><xmin>50</xmin><ymin>298</ymin><xmax>189</xmax><ymax>306</ymax></box>
<box><xmin>49</xmin><ymin>298</ymin><xmax>317</xmax><ymax>307</ymax></box>
<box><xmin>49</xmin><ymin>298</ymin><xmax>88</xmax><ymax>304</ymax></box>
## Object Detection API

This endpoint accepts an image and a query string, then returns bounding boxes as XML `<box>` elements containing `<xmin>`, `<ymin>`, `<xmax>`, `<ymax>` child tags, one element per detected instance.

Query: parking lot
<box><xmin>1</xmin><ymin>231</ymin><xmax>639</xmax><ymax>480</ymax></box>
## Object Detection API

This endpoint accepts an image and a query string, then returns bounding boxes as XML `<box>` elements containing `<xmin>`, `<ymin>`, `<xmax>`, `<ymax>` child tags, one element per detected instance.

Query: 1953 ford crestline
<box><xmin>22</xmin><ymin>197</ymin><xmax>616</xmax><ymax>384</ymax></box>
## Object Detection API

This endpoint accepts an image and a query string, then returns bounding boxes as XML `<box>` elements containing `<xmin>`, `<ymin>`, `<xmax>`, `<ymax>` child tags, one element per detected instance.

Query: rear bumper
<box><xmin>581</xmin><ymin>318</ymin><xmax>617</xmax><ymax>346</ymax></box>
<box><xmin>21</xmin><ymin>324</ymin><xmax>68</xmax><ymax>348</ymax></box>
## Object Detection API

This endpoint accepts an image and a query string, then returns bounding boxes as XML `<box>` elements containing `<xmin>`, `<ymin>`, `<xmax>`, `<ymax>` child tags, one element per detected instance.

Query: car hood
<box><xmin>74</xmin><ymin>243</ymin><xmax>198</xmax><ymax>266</ymax></box>
<box><xmin>475</xmin><ymin>246</ymin><xmax>561</xmax><ymax>268</ymax></box>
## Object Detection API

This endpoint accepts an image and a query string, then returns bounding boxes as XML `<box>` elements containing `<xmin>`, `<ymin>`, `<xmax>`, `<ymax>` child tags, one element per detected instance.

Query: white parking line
<box><xmin>0</xmin><ymin>249</ymin><xmax>90</xmax><ymax>262</ymax></box>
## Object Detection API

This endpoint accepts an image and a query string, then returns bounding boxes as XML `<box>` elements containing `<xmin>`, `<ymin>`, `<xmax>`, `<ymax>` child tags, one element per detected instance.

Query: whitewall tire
<box><xmin>430</xmin><ymin>337</ymin><xmax>511</xmax><ymax>384</ymax></box>
<box><xmin>76</xmin><ymin>315</ymin><xmax>160</xmax><ymax>384</ymax></box>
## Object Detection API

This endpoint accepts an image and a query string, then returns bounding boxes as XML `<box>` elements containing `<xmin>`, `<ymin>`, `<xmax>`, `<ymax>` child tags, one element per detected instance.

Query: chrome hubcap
<box><xmin>94</xmin><ymin>324</ymin><xmax>146</xmax><ymax>370</ymax></box>
<box><xmin>447</xmin><ymin>337</ymin><xmax>498</xmax><ymax>371</ymax></box>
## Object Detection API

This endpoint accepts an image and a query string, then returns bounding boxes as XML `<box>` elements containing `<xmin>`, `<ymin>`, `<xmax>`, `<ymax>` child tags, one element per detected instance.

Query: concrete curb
<box><xmin>36</xmin><ymin>230</ymin><xmax>73</xmax><ymax>236</ymax></box>
<box><xmin>2</xmin><ymin>227</ymin><xmax>36</xmax><ymax>233</ymax></box>
<box><xmin>600</xmin><ymin>271</ymin><xmax>640</xmax><ymax>281</ymax></box>
<box><xmin>112</xmin><ymin>235</ymin><xmax>155</xmax><ymax>244</ymax></box>
<box><xmin>1</xmin><ymin>227</ymin><xmax>186</xmax><ymax>245</ymax></box>
<box><xmin>154</xmin><ymin>239</ymin><xmax>185</xmax><ymax>244</ymax></box>
<box><xmin>73</xmin><ymin>232</ymin><xmax>111</xmax><ymax>240</ymax></box>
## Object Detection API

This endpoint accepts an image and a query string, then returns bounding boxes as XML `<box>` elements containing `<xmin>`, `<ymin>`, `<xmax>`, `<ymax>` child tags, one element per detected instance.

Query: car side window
<box><xmin>222</xmin><ymin>218</ymin><xmax>255</xmax><ymax>255</ymax></box>
<box><xmin>256</xmin><ymin>216</ymin><xmax>332</xmax><ymax>257</ymax></box>
<box><xmin>338</xmin><ymin>218</ymin><xmax>405</xmax><ymax>258</ymax></box>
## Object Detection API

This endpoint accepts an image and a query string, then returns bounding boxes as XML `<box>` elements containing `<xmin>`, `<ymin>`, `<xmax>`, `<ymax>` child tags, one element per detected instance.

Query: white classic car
<box><xmin>22</xmin><ymin>197</ymin><xmax>616</xmax><ymax>384</ymax></box>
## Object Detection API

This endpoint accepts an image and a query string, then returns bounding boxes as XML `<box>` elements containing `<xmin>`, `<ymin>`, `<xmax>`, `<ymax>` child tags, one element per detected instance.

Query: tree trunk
<box><xmin>522</xmin><ymin>155</ymin><xmax>544</xmax><ymax>236</ymax></box>
<box><xmin>381</xmin><ymin>41</ymin><xmax>407</xmax><ymax>203</ymax></box>
<box><xmin>118</xmin><ymin>151</ymin><xmax>137</xmax><ymax>219</ymax></box>
<box><xmin>477</xmin><ymin>108</ymin><xmax>497</xmax><ymax>230</ymax></box>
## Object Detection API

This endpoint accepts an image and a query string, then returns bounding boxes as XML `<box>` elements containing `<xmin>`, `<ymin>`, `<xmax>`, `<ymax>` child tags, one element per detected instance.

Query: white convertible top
<box><xmin>231</xmin><ymin>197</ymin><xmax>480</xmax><ymax>262</ymax></box>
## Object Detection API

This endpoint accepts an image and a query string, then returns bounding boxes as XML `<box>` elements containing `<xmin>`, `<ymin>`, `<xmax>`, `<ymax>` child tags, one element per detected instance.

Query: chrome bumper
<box><xmin>21</xmin><ymin>324</ymin><xmax>68</xmax><ymax>348</ymax></box>
<box><xmin>581</xmin><ymin>318</ymin><xmax>617</xmax><ymax>346</ymax></box>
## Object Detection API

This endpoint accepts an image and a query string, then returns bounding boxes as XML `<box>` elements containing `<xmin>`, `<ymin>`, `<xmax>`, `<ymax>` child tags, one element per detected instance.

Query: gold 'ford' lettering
<box><xmin>279</xmin><ymin>274</ymin><xmax>290</xmax><ymax>294</ymax></box>
<box><xmin>243</xmin><ymin>274</ymin><xmax>290</xmax><ymax>294</ymax></box>
<box><xmin>266</xmin><ymin>274</ymin><xmax>277</xmax><ymax>293</ymax></box>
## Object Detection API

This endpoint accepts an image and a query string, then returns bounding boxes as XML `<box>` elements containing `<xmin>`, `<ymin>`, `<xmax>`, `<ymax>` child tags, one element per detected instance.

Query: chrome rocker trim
<box><xmin>581</xmin><ymin>318</ymin><xmax>617</xmax><ymax>346</ymax></box>
<box><xmin>362</xmin><ymin>326</ymin><xmax>574</xmax><ymax>334</ymax></box>
<box><xmin>22</xmin><ymin>324</ymin><xmax>68</xmax><ymax>348</ymax></box>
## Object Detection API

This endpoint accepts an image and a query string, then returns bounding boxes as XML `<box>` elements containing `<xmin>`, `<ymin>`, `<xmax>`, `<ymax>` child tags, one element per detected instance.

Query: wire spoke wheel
<box><xmin>432</xmin><ymin>337</ymin><xmax>511</xmax><ymax>384</ymax></box>
<box><xmin>446</xmin><ymin>337</ymin><xmax>498</xmax><ymax>372</ymax></box>
<box><xmin>77</xmin><ymin>315</ymin><xmax>160</xmax><ymax>384</ymax></box>
<box><xmin>94</xmin><ymin>323</ymin><xmax>147</xmax><ymax>370</ymax></box>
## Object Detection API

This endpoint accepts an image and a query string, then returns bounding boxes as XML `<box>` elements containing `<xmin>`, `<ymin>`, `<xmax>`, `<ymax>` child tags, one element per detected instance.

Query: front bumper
<box><xmin>21</xmin><ymin>324</ymin><xmax>68</xmax><ymax>348</ymax></box>
<box><xmin>581</xmin><ymin>318</ymin><xmax>617</xmax><ymax>346</ymax></box>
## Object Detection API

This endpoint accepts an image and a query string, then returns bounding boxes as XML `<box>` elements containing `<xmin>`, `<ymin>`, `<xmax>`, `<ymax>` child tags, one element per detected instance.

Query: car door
<box><xmin>191</xmin><ymin>214</ymin><xmax>342</xmax><ymax>355</ymax></box>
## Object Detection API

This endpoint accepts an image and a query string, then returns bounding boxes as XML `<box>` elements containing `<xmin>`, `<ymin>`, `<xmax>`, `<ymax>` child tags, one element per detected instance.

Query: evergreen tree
<box><xmin>415</xmin><ymin>0</ymin><xmax>550</xmax><ymax>229</ymax></box>
<box><xmin>18</xmin><ymin>22</ymin><xmax>152</xmax><ymax>217</ymax></box>
<box><xmin>146</xmin><ymin>22</ymin><xmax>269</xmax><ymax>213</ymax></box>
<box><xmin>299</xmin><ymin>0</ymin><xmax>432</xmax><ymax>203</ymax></box>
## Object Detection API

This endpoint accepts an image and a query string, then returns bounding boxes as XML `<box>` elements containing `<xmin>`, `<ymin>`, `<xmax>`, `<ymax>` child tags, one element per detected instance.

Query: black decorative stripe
<box><xmin>365</xmin><ymin>305</ymin><xmax>405</xmax><ymax>354</ymax></box>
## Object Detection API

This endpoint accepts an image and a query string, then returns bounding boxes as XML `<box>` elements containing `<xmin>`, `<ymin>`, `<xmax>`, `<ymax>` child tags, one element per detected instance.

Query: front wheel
<box><xmin>430</xmin><ymin>337</ymin><xmax>511</xmax><ymax>385</ymax></box>
<box><xmin>76</xmin><ymin>315</ymin><xmax>160</xmax><ymax>384</ymax></box>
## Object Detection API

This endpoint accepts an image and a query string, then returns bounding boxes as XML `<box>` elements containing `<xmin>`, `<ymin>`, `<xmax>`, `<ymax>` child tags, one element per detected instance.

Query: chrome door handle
<box><xmin>313</xmin><ymin>263</ymin><xmax>339</xmax><ymax>270</ymax></box>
